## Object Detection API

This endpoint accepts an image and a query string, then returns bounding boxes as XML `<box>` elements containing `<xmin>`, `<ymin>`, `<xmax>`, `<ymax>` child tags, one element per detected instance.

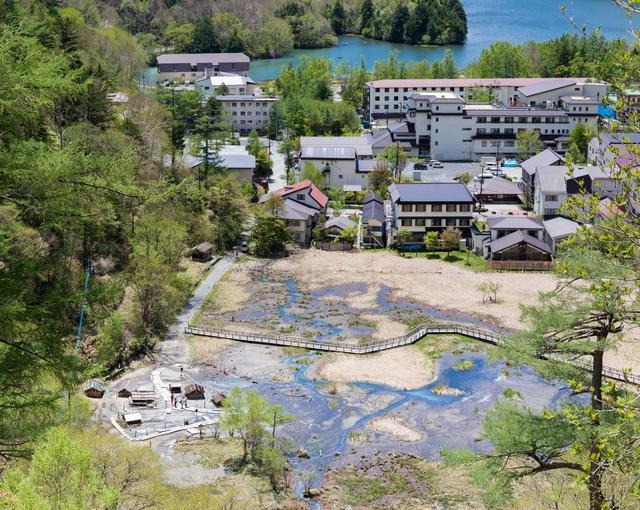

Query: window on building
<box><xmin>415</xmin><ymin>218</ymin><xmax>426</xmax><ymax>226</ymax></box>
<box><xmin>401</xmin><ymin>218</ymin><xmax>412</xmax><ymax>226</ymax></box>
<box><xmin>394</xmin><ymin>96</ymin><xmax>399</xmax><ymax>101</ymax></box>
<box><xmin>544</xmin><ymin>208</ymin><xmax>557</xmax><ymax>215</ymax></box>
<box><xmin>432</xmin><ymin>204</ymin><xmax>442</xmax><ymax>212</ymax></box>
<box><xmin>432</xmin><ymin>218</ymin><xmax>442</xmax><ymax>226</ymax></box>
<box><xmin>446</xmin><ymin>204</ymin><xmax>457</xmax><ymax>212</ymax></box>
<box><xmin>504</xmin><ymin>140</ymin><xmax>515</xmax><ymax>147</ymax></box>
<box><xmin>415</xmin><ymin>204</ymin><xmax>426</xmax><ymax>212</ymax></box>
<box><xmin>297</xmin><ymin>194</ymin><xmax>305</xmax><ymax>201</ymax></box>
<box><xmin>477</xmin><ymin>117</ymin><xmax>487</xmax><ymax>123</ymax></box>
<box><xmin>401</xmin><ymin>204</ymin><xmax>413</xmax><ymax>212</ymax></box>
<box><xmin>481</xmin><ymin>141</ymin><xmax>488</xmax><ymax>147</ymax></box>
<box><xmin>458</xmin><ymin>218</ymin><xmax>470</xmax><ymax>226</ymax></box>
<box><xmin>446</xmin><ymin>218</ymin><xmax>456</xmax><ymax>226</ymax></box>
<box><xmin>460</xmin><ymin>204</ymin><xmax>470</xmax><ymax>212</ymax></box>
<box><xmin>546</xmin><ymin>194</ymin><xmax>558</xmax><ymax>201</ymax></box>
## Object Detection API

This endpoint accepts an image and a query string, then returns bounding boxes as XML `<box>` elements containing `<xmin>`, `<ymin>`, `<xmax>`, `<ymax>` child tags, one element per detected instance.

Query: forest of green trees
<box><xmin>99</xmin><ymin>0</ymin><xmax>468</xmax><ymax>61</ymax></box>
<box><xmin>0</xmin><ymin>0</ymin><xmax>252</xmax><ymax>471</ymax></box>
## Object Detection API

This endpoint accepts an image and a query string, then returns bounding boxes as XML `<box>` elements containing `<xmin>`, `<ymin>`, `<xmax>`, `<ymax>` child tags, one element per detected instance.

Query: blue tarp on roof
<box><xmin>599</xmin><ymin>104</ymin><xmax>617</xmax><ymax>119</ymax></box>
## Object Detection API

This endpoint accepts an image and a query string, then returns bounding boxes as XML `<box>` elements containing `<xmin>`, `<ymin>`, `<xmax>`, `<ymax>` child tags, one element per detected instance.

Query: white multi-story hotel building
<box><xmin>193</xmin><ymin>74</ymin><xmax>279</xmax><ymax>134</ymax></box>
<box><xmin>363</xmin><ymin>78</ymin><xmax>608</xmax><ymax>161</ymax></box>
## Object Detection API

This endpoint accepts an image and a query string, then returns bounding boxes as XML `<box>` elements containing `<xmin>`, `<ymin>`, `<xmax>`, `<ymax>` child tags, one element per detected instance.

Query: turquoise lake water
<box><xmin>248</xmin><ymin>0</ymin><xmax>635</xmax><ymax>80</ymax></box>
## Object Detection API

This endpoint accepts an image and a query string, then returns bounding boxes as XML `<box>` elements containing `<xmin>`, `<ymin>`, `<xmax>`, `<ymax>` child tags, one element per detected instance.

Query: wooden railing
<box><xmin>487</xmin><ymin>260</ymin><xmax>555</xmax><ymax>271</ymax></box>
<box><xmin>185</xmin><ymin>324</ymin><xmax>640</xmax><ymax>385</ymax></box>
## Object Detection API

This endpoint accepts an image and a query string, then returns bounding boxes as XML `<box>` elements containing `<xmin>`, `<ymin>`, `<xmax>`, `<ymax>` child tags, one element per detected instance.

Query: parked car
<box><xmin>429</xmin><ymin>160</ymin><xmax>443</xmax><ymax>168</ymax></box>
<box><xmin>474</xmin><ymin>173</ymin><xmax>495</xmax><ymax>182</ymax></box>
<box><xmin>414</xmin><ymin>162</ymin><xmax>429</xmax><ymax>170</ymax></box>
<box><xmin>484</xmin><ymin>163</ymin><xmax>499</xmax><ymax>173</ymax></box>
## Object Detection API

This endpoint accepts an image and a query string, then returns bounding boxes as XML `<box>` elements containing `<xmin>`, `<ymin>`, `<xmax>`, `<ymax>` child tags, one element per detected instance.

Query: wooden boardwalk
<box><xmin>185</xmin><ymin>323</ymin><xmax>640</xmax><ymax>385</ymax></box>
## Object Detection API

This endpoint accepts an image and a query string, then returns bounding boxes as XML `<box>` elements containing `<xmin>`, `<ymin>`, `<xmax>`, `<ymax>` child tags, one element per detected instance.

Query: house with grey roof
<box><xmin>487</xmin><ymin>216</ymin><xmax>545</xmax><ymax>241</ymax></box>
<box><xmin>165</xmin><ymin>145</ymin><xmax>256</xmax><ymax>183</ymax></box>
<box><xmin>520</xmin><ymin>148</ymin><xmax>564</xmax><ymax>202</ymax></box>
<box><xmin>298</xmin><ymin>136</ymin><xmax>374</xmax><ymax>190</ymax></box>
<box><xmin>533</xmin><ymin>165</ymin><xmax>618</xmax><ymax>217</ymax></box>
<box><xmin>324</xmin><ymin>216</ymin><xmax>356</xmax><ymax>238</ymax></box>
<box><xmin>157</xmin><ymin>53</ymin><xmax>250</xmax><ymax>81</ymax></box>
<box><xmin>362</xmin><ymin>193</ymin><xmax>386</xmax><ymax>247</ymax></box>
<box><xmin>468</xmin><ymin>177</ymin><xmax>522</xmax><ymax>203</ymax></box>
<box><xmin>543</xmin><ymin>216</ymin><xmax>580</xmax><ymax>254</ymax></box>
<box><xmin>388</xmin><ymin>182</ymin><xmax>475</xmax><ymax>241</ymax></box>
<box><xmin>486</xmin><ymin>231</ymin><xmax>552</xmax><ymax>262</ymax></box>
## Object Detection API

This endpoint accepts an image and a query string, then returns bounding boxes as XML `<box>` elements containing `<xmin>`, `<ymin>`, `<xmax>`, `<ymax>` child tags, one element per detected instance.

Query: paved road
<box><xmin>156</xmin><ymin>255</ymin><xmax>235</xmax><ymax>366</ymax></box>
<box><xmin>267</xmin><ymin>139</ymin><xmax>288</xmax><ymax>191</ymax></box>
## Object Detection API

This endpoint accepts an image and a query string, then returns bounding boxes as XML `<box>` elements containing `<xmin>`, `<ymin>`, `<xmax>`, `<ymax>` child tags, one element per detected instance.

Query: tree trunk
<box><xmin>588</xmin><ymin>348</ymin><xmax>604</xmax><ymax>510</ymax></box>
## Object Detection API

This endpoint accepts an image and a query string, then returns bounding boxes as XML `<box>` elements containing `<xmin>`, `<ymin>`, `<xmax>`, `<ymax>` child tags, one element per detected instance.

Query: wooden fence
<box><xmin>315</xmin><ymin>241</ymin><xmax>353</xmax><ymax>252</ymax></box>
<box><xmin>487</xmin><ymin>260</ymin><xmax>555</xmax><ymax>271</ymax></box>
<box><xmin>185</xmin><ymin>323</ymin><xmax>640</xmax><ymax>385</ymax></box>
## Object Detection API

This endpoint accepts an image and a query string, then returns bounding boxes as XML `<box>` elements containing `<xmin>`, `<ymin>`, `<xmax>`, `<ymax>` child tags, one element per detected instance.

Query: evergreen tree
<box><xmin>387</xmin><ymin>3</ymin><xmax>409</xmax><ymax>43</ymax></box>
<box><xmin>188</xmin><ymin>17</ymin><xmax>219</xmax><ymax>53</ymax></box>
<box><xmin>440</xmin><ymin>49</ymin><xmax>459</xmax><ymax>78</ymax></box>
<box><xmin>404</xmin><ymin>0</ymin><xmax>429</xmax><ymax>45</ymax></box>
<box><xmin>329</xmin><ymin>0</ymin><xmax>346</xmax><ymax>35</ymax></box>
<box><xmin>566</xmin><ymin>123</ymin><xmax>593</xmax><ymax>163</ymax></box>
<box><xmin>359</xmin><ymin>0</ymin><xmax>374</xmax><ymax>32</ymax></box>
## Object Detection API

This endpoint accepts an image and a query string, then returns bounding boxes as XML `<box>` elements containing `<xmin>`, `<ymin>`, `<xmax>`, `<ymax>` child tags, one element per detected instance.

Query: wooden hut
<box><xmin>211</xmin><ymin>392</ymin><xmax>227</xmax><ymax>408</ymax></box>
<box><xmin>83</xmin><ymin>379</ymin><xmax>106</xmax><ymax>399</ymax></box>
<box><xmin>130</xmin><ymin>390</ymin><xmax>156</xmax><ymax>406</ymax></box>
<box><xmin>184</xmin><ymin>383</ymin><xmax>205</xmax><ymax>400</ymax></box>
<box><xmin>117</xmin><ymin>381</ymin><xmax>139</xmax><ymax>399</ymax></box>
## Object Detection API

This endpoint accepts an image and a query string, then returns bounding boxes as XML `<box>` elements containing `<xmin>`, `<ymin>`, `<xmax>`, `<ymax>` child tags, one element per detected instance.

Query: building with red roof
<box><xmin>260</xmin><ymin>180</ymin><xmax>328</xmax><ymax>244</ymax></box>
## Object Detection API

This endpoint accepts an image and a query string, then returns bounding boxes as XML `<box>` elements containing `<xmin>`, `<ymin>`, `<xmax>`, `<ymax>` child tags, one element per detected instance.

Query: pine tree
<box><xmin>387</xmin><ymin>4</ymin><xmax>409</xmax><ymax>43</ymax></box>
<box><xmin>329</xmin><ymin>0</ymin><xmax>346</xmax><ymax>35</ymax></box>
<box><xmin>359</xmin><ymin>0</ymin><xmax>374</xmax><ymax>32</ymax></box>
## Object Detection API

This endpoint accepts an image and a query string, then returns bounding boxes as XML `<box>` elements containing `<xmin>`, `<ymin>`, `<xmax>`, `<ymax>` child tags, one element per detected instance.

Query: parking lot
<box><xmin>403</xmin><ymin>161</ymin><xmax>482</xmax><ymax>183</ymax></box>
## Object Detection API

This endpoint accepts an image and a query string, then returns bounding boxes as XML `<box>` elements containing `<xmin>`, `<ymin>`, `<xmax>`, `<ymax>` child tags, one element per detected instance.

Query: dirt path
<box><xmin>95</xmin><ymin>255</ymin><xmax>235</xmax><ymax>425</ymax></box>
<box><xmin>156</xmin><ymin>256</ymin><xmax>236</xmax><ymax>366</ymax></box>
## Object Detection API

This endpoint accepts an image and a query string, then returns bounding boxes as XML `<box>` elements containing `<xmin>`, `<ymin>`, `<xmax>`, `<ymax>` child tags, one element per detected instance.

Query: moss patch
<box><xmin>319</xmin><ymin>452</ymin><xmax>486</xmax><ymax>509</ymax></box>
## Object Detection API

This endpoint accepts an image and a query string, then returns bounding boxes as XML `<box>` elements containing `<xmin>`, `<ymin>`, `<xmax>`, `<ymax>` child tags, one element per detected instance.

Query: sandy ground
<box><xmin>315</xmin><ymin>347</ymin><xmax>434</xmax><ymax>390</ymax></box>
<box><xmin>361</xmin><ymin>314</ymin><xmax>408</xmax><ymax>339</ymax></box>
<box><xmin>271</xmin><ymin>250</ymin><xmax>640</xmax><ymax>374</ymax></box>
<box><xmin>189</xmin><ymin>336</ymin><xmax>232</xmax><ymax>365</ymax></box>
<box><xmin>204</xmin><ymin>260</ymin><xmax>256</xmax><ymax>313</ymax></box>
<box><xmin>367</xmin><ymin>416</ymin><xmax>423</xmax><ymax>442</ymax></box>
<box><xmin>272</xmin><ymin>250</ymin><xmax>557</xmax><ymax>331</ymax></box>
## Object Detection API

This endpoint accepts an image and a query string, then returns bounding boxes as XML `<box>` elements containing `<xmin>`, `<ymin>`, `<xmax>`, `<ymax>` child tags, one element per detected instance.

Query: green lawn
<box><xmin>399</xmin><ymin>250</ymin><xmax>487</xmax><ymax>271</ymax></box>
